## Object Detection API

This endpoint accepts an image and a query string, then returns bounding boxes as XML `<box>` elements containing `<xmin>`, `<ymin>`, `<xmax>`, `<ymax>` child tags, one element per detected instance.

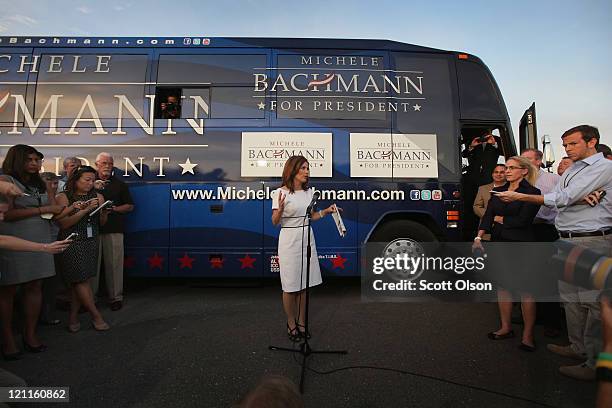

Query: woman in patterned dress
<box><xmin>0</xmin><ymin>145</ymin><xmax>66</xmax><ymax>357</ymax></box>
<box><xmin>271</xmin><ymin>156</ymin><xmax>338</xmax><ymax>341</ymax></box>
<box><xmin>56</xmin><ymin>166</ymin><xmax>110</xmax><ymax>332</ymax></box>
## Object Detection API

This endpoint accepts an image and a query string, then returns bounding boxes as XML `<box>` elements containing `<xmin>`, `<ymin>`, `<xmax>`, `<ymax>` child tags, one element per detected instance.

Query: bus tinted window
<box><xmin>35</xmin><ymin>54</ymin><xmax>148</xmax><ymax>119</ymax></box>
<box><xmin>456</xmin><ymin>59</ymin><xmax>504</xmax><ymax>120</ymax></box>
<box><xmin>0</xmin><ymin>53</ymin><xmax>30</xmax><ymax>124</ymax></box>
<box><xmin>392</xmin><ymin>53</ymin><xmax>458</xmax><ymax>177</ymax></box>
<box><xmin>157</xmin><ymin>54</ymin><xmax>266</xmax><ymax>85</ymax></box>
<box><xmin>211</xmin><ymin>87</ymin><xmax>264</xmax><ymax>119</ymax></box>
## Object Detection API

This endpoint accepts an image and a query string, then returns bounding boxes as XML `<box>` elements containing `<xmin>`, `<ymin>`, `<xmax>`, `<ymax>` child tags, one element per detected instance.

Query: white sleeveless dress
<box><xmin>272</xmin><ymin>188</ymin><xmax>322</xmax><ymax>292</ymax></box>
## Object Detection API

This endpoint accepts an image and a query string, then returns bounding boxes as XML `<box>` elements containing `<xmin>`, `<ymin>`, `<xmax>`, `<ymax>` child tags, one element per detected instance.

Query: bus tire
<box><xmin>369</xmin><ymin>220</ymin><xmax>438</xmax><ymax>281</ymax></box>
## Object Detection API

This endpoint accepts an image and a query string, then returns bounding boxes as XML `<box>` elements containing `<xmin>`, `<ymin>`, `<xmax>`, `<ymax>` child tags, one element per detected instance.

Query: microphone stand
<box><xmin>269</xmin><ymin>203</ymin><xmax>347</xmax><ymax>393</ymax></box>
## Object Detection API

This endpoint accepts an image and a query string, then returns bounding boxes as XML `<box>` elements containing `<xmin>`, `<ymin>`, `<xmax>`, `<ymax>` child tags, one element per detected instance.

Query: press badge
<box><xmin>86</xmin><ymin>221</ymin><xmax>93</xmax><ymax>238</ymax></box>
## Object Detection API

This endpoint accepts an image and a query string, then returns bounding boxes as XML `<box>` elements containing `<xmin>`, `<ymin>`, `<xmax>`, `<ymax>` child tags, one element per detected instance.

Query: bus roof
<box><xmin>0</xmin><ymin>36</ymin><xmax>450</xmax><ymax>53</ymax></box>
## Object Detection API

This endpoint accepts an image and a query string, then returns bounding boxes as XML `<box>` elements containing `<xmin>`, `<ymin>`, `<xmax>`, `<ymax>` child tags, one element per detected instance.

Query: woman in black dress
<box><xmin>56</xmin><ymin>166</ymin><xmax>110</xmax><ymax>332</ymax></box>
<box><xmin>473</xmin><ymin>156</ymin><xmax>541</xmax><ymax>351</ymax></box>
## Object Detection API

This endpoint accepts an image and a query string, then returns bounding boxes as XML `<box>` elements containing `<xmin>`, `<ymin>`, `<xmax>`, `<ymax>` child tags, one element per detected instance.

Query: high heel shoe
<box><xmin>287</xmin><ymin>323</ymin><xmax>300</xmax><ymax>342</ymax></box>
<box><xmin>296</xmin><ymin>323</ymin><xmax>311</xmax><ymax>339</ymax></box>
<box><xmin>22</xmin><ymin>340</ymin><xmax>47</xmax><ymax>353</ymax></box>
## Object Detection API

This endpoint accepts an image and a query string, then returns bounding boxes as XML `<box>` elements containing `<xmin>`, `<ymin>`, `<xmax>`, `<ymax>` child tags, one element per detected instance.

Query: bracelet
<box><xmin>474</xmin><ymin>236</ymin><xmax>482</xmax><ymax>241</ymax></box>
<box><xmin>599</xmin><ymin>352</ymin><xmax>612</xmax><ymax>361</ymax></box>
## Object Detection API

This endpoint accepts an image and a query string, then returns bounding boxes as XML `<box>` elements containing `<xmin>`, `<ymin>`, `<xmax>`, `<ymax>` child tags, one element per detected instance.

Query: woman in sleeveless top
<box><xmin>0</xmin><ymin>145</ymin><xmax>66</xmax><ymax>358</ymax></box>
<box><xmin>271</xmin><ymin>156</ymin><xmax>338</xmax><ymax>342</ymax></box>
<box><xmin>55</xmin><ymin>166</ymin><xmax>110</xmax><ymax>333</ymax></box>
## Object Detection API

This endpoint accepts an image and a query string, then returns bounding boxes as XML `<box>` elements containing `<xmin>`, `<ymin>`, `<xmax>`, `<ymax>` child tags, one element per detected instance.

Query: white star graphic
<box><xmin>178</xmin><ymin>158</ymin><xmax>198</xmax><ymax>175</ymax></box>
<box><xmin>413</xmin><ymin>104</ymin><xmax>421</xmax><ymax>111</ymax></box>
<box><xmin>257</xmin><ymin>102</ymin><xmax>265</xmax><ymax>110</ymax></box>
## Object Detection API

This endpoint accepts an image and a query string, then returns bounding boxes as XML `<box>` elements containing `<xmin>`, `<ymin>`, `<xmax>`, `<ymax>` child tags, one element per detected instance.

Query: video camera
<box><xmin>164</xmin><ymin>102</ymin><xmax>180</xmax><ymax>118</ymax></box>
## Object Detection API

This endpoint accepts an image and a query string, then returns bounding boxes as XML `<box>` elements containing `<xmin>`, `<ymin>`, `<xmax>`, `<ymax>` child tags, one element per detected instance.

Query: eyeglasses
<box><xmin>506</xmin><ymin>166</ymin><xmax>524</xmax><ymax>171</ymax></box>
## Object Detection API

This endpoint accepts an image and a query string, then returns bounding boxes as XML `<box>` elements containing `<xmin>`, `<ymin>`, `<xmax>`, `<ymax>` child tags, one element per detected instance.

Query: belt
<box><xmin>559</xmin><ymin>229</ymin><xmax>611</xmax><ymax>238</ymax></box>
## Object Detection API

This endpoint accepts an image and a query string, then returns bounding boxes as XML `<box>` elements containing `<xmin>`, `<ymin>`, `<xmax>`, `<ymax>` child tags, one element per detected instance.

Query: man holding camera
<box><xmin>93</xmin><ymin>152</ymin><xmax>134</xmax><ymax>311</ymax></box>
<box><xmin>160</xmin><ymin>95</ymin><xmax>181</xmax><ymax>120</ymax></box>
<box><xmin>462</xmin><ymin>132</ymin><xmax>502</xmax><ymax>240</ymax></box>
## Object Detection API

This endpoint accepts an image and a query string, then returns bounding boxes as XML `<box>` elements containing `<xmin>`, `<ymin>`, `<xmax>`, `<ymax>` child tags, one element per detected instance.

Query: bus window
<box><xmin>0</xmin><ymin>53</ymin><xmax>31</xmax><ymax>125</ymax></box>
<box><xmin>157</xmin><ymin>54</ymin><xmax>266</xmax><ymax>85</ymax></box>
<box><xmin>157</xmin><ymin>54</ymin><xmax>266</xmax><ymax>120</ymax></box>
<box><xmin>210</xmin><ymin>87</ymin><xmax>264</xmax><ymax>119</ymax></box>
<box><xmin>34</xmin><ymin>54</ymin><xmax>148</xmax><ymax>119</ymax></box>
<box><xmin>456</xmin><ymin>58</ymin><xmax>505</xmax><ymax>121</ymax></box>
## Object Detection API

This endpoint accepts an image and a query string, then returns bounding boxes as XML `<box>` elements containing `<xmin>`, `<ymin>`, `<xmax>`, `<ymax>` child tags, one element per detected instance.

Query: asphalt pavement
<box><xmin>1</xmin><ymin>279</ymin><xmax>596</xmax><ymax>407</ymax></box>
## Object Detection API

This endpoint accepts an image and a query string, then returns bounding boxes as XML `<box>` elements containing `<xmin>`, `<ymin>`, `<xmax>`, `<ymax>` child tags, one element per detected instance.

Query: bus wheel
<box><xmin>369</xmin><ymin>220</ymin><xmax>438</xmax><ymax>281</ymax></box>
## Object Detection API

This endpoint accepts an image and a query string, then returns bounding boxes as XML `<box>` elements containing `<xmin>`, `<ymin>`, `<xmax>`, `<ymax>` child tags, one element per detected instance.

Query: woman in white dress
<box><xmin>272</xmin><ymin>156</ymin><xmax>337</xmax><ymax>342</ymax></box>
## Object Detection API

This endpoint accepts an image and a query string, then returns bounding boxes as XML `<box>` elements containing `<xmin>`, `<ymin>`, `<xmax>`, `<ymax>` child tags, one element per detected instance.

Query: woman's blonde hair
<box><xmin>507</xmin><ymin>156</ymin><xmax>537</xmax><ymax>186</ymax></box>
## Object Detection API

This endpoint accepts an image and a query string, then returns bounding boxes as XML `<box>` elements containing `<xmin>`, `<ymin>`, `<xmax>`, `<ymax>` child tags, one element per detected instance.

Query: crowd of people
<box><xmin>0</xmin><ymin>126</ymin><xmax>610</xmax><ymax>401</ymax></box>
<box><xmin>0</xmin><ymin>145</ymin><xmax>133</xmax><ymax>390</ymax></box>
<box><xmin>468</xmin><ymin>125</ymin><xmax>611</xmax><ymax>384</ymax></box>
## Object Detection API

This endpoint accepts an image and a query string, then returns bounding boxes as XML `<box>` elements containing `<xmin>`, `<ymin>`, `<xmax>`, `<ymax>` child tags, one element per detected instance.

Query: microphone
<box><xmin>306</xmin><ymin>191</ymin><xmax>321</xmax><ymax>215</ymax></box>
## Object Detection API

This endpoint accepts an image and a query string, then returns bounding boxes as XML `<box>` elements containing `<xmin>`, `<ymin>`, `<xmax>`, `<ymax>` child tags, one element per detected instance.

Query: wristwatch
<box><xmin>474</xmin><ymin>237</ymin><xmax>482</xmax><ymax>241</ymax></box>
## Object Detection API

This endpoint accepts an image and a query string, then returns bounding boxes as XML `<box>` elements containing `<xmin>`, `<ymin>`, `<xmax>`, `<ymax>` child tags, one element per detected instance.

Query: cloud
<box><xmin>77</xmin><ymin>6</ymin><xmax>92</xmax><ymax>14</ymax></box>
<box><xmin>113</xmin><ymin>2</ymin><xmax>132</xmax><ymax>11</ymax></box>
<box><xmin>6</xmin><ymin>15</ymin><xmax>37</xmax><ymax>26</ymax></box>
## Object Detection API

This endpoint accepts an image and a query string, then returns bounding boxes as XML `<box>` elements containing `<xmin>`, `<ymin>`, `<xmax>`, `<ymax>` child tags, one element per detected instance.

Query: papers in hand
<box><xmin>331</xmin><ymin>204</ymin><xmax>346</xmax><ymax>237</ymax></box>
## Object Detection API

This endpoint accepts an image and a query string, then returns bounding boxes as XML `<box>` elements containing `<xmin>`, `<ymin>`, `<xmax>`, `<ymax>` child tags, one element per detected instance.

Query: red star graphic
<box><xmin>330</xmin><ymin>253</ymin><xmax>347</xmax><ymax>269</ymax></box>
<box><xmin>239</xmin><ymin>254</ymin><xmax>256</xmax><ymax>269</ymax></box>
<box><xmin>123</xmin><ymin>256</ymin><xmax>136</xmax><ymax>269</ymax></box>
<box><xmin>210</xmin><ymin>257</ymin><xmax>224</xmax><ymax>269</ymax></box>
<box><xmin>178</xmin><ymin>253</ymin><xmax>195</xmax><ymax>269</ymax></box>
<box><xmin>147</xmin><ymin>252</ymin><xmax>164</xmax><ymax>270</ymax></box>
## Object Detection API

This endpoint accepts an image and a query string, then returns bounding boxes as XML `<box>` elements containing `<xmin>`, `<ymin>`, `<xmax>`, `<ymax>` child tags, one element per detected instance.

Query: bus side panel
<box><xmin>124</xmin><ymin>183</ymin><xmax>171</xmax><ymax>277</ymax></box>
<box><xmin>168</xmin><ymin>182</ymin><xmax>264</xmax><ymax>277</ymax></box>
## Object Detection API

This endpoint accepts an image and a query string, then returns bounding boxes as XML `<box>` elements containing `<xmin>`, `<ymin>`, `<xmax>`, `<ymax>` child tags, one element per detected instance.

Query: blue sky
<box><xmin>1</xmin><ymin>0</ymin><xmax>610</xmax><ymax>161</ymax></box>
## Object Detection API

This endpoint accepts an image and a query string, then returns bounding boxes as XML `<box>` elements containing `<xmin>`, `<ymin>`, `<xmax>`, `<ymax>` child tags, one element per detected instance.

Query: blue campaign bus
<box><xmin>0</xmin><ymin>36</ymin><xmax>518</xmax><ymax>278</ymax></box>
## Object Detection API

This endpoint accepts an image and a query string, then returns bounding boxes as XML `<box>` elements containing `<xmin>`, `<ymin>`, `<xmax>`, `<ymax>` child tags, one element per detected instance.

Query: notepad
<box><xmin>331</xmin><ymin>204</ymin><xmax>346</xmax><ymax>237</ymax></box>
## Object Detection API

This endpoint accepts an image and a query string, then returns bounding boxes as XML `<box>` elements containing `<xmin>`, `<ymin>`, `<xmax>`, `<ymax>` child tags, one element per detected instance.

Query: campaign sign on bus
<box><xmin>349</xmin><ymin>133</ymin><xmax>438</xmax><ymax>178</ymax></box>
<box><xmin>241</xmin><ymin>132</ymin><xmax>333</xmax><ymax>177</ymax></box>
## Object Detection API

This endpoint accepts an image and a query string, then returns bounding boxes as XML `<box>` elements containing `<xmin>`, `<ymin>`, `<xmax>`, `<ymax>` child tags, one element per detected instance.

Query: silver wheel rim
<box><xmin>381</xmin><ymin>238</ymin><xmax>426</xmax><ymax>282</ymax></box>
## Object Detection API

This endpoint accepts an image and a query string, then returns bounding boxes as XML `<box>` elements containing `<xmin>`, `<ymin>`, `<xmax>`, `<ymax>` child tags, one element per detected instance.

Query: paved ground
<box><xmin>1</xmin><ymin>279</ymin><xmax>596</xmax><ymax>407</ymax></box>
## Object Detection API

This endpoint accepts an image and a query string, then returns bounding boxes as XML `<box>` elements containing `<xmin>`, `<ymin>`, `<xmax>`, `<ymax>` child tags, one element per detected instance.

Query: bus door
<box><xmin>153</xmin><ymin>48</ymin><xmax>271</xmax><ymax>277</ymax></box>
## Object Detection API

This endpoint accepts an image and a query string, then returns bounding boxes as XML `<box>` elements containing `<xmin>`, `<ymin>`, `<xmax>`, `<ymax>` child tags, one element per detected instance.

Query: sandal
<box><xmin>296</xmin><ymin>323</ymin><xmax>311</xmax><ymax>340</ymax></box>
<box><xmin>287</xmin><ymin>323</ymin><xmax>300</xmax><ymax>342</ymax></box>
<box><xmin>487</xmin><ymin>330</ymin><xmax>515</xmax><ymax>340</ymax></box>
<box><xmin>92</xmin><ymin>320</ymin><xmax>110</xmax><ymax>331</ymax></box>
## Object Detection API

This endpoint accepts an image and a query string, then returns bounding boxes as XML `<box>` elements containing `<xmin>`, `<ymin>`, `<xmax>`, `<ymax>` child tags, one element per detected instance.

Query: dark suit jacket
<box><xmin>479</xmin><ymin>179</ymin><xmax>541</xmax><ymax>242</ymax></box>
<box><xmin>462</xmin><ymin>142</ymin><xmax>501</xmax><ymax>186</ymax></box>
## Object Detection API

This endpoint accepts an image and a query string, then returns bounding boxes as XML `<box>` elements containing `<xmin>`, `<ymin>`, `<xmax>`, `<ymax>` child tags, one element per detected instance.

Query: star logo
<box><xmin>210</xmin><ymin>257</ymin><xmax>224</xmax><ymax>269</ymax></box>
<box><xmin>257</xmin><ymin>102</ymin><xmax>265</xmax><ymax>110</ymax></box>
<box><xmin>124</xmin><ymin>256</ymin><xmax>136</xmax><ymax>269</ymax></box>
<box><xmin>178</xmin><ymin>253</ymin><xmax>195</xmax><ymax>269</ymax></box>
<box><xmin>330</xmin><ymin>253</ymin><xmax>348</xmax><ymax>269</ymax></box>
<box><xmin>413</xmin><ymin>104</ymin><xmax>421</xmax><ymax>112</ymax></box>
<box><xmin>239</xmin><ymin>254</ymin><xmax>256</xmax><ymax>269</ymax></box>
<box><xmin>178</xmin><ymin>158</ymin><xmax>198</xmax><ymax>175</ymax></box>
<box><xmin>147</xmin><ymin>252</ymin><xmax>164</xmax><ymax>270</ymax></box>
